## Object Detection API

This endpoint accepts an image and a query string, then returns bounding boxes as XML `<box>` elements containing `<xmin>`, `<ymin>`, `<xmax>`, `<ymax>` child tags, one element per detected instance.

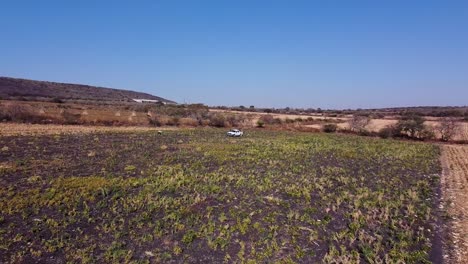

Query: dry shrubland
<box><xmin>1</xmin><ymin>100</ymin><xmax>467</xmax><ymax>142</ymax></box>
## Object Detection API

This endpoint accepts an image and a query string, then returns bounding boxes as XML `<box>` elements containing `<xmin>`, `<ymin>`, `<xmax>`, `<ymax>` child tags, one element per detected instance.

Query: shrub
<box><xmin>395</xmin><ymin>115</ymin><xmax>426</xmax><ymax>139</ymax></box>
<box><xmin>436</xmin><ymin>118</ymin><xmax>460</xmax><ymax>141</ymax></box>
<box><xmin>209</xmin><ymin>114</ymin><xmax>226</xmax><ymax>127</ymax></box>
<box><xmin>348</xmin><ymin>115</ymin><xmax>371</xmax><ymax>132</ymax></box>
<box><xmin>148</xmin><ymin>116</ymin><xmax>162</xmax><ymax>126</ymax></box>
<box><xmin>0</xmin><ymin>108</ymin><xmax>12</xmax><ymax>121</ymax></box>
<box><xmin>148</xmin><ymin>115</ymin><xmax>172</xmax><ymax>126</ymax></box>
<box><xmin>61</xmin><ymin>110</ymin><xmax>82</xmax><ymax>125</ymax></box>
<box><xmin>358</xmin><ymin>129</ymin><xmax>372</xmax><ymax>136</ymax></box>
<box><xmin>166</xmin><ymin>117</ymin><xmax>180</xmax><ymax>126</ymax></box>
<box><xmin>371</xmin><ymin>113</ymin><xmax>385</xmax><ymax>119</ymax></box>
<box><xmin>1</xmin><ymin>104</ymin><xmax>50</xmax><ymax>123</ymax></box>
<box><xmin>225</xmin><ymin>114</ymin><xmax>247</xmax><ymax>127</ymax></box>
<box><xmin>256</xmin><ymin>120</ymin><xmax>265</xmax><ymax>128</ymax></box>
<box><xmin>258</xmin><ymin>115</ymin><xmax>276</xmax><ymax>125</ymax></box>
<box><xmin>378</xmin><ymin>125</ymin><xmax>397</xmax><ymax>139</ymax></box>
<box><xmin>419</xmin><ymin>127</ymin><xmax>435</xmax><ymax>141</ymax></box>
<box><xmin>52</xmin><ymin>97</ymin><xmax>64</xmax><ymax>104</ymax></box>
<box><xmin>179</xmin><ymin>117</ymin><xmax>199</xmax><ymax>127</ymax></box>
<box><xmin>323</xmin><ymin>124</ymin><xmax>337</xmax><ymax>133</ymax></box>
<box><xmin>199</xmin><ymin>119</ymin><xmax>210</xmax><ymax>126</ymax></box>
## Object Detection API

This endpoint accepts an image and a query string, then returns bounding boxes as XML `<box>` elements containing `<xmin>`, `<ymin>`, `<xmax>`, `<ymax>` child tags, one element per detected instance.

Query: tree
<box><xmin>395</xmin><ymin>115</ymin><xmax>426</xmax><ymax>139</ymax></box>
<box><xmin>436</xmin><ymin>118</ymin><xmax>460</xmax><ymax>141</ymax></box>
<box><xmin>348</xmin><ymin>115</ymin><xmax>371</xmax><ymax>132</ymax></box>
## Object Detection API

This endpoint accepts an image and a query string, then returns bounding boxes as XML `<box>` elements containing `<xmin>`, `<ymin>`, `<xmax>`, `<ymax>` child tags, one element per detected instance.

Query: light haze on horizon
<box><xmin>1</xmin><ymin>1</ymin><xmax>467</xmax><ymax>109</ymax></box>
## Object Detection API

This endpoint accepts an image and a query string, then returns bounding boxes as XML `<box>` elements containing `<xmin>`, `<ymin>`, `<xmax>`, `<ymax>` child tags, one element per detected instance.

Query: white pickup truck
<box><xmin>226</xmin><ymin>129</ymin><xmax>244</xmax><ymax>137</ymax></box>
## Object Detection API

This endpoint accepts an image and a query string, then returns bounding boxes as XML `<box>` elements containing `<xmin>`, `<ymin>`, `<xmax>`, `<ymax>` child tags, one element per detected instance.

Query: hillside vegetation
<box><xmin>0</xmin><ymin>77</ymin><xmax>175</xmax><ymax>104</ymax></box>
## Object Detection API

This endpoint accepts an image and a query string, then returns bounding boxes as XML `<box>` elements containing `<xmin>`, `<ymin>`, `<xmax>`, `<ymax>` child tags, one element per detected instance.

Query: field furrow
<box><xmin>441</xmin><ymin>144</ymin><xmax>468</xmax><ymax>263</ymax></box>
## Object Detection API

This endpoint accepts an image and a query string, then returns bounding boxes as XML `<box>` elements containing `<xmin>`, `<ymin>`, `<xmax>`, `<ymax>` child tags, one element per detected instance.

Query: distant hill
<box><xmin>0</xmin><ymin>76</ymin><xmax>176</xmax><ymax>104</ymax></box>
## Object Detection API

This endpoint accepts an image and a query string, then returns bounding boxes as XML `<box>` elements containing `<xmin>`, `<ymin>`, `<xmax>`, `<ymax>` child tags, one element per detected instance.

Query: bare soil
<box><xmin>440</xmin><ymin>144</ymin><xmax>468</xmax><ymax>263</ymax></box>
<box><xmin>0</xmin><ymin>129</ymin><xmax>442</xmax><ymax>263</ymax></box>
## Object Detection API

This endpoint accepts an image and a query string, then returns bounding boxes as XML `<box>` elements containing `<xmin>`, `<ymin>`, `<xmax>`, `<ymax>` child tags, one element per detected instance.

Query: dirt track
<box><xmin>441</xmin><ymin>144</ymin><xmax>468</xmax><ymax>263</ymax></box>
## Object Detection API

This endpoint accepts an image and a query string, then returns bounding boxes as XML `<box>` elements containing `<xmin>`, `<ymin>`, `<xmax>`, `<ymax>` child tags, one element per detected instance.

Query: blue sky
<box><xmin>1</xmin><ymin>1</ymin><xmax>467</xmax><ymax>109</ymax></box>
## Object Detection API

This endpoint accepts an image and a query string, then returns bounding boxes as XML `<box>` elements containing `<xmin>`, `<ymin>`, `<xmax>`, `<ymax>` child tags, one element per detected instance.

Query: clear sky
<box><xmin>1</xmin><ymin>1</ymin><xmax>467</xmax><ymax>109</ymax></box>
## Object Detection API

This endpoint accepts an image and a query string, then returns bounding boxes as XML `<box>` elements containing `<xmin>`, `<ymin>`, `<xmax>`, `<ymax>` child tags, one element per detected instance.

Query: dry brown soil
<box><xmin>441</xmin><ymin>144</ymin><xmax>468</xmax><ymax>263</ymax></box>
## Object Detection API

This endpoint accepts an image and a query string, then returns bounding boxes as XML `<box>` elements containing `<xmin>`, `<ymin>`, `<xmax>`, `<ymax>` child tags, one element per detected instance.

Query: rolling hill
<box><xmin>0</xmin><ymin>76</ymin><xmax>176</xmax><ymax>104</ymax></box>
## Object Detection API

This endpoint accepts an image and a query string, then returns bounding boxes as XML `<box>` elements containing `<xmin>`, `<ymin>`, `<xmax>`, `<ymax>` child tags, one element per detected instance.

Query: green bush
<box><xmin>395</xmin><ymin>115</ymin><xmax>426</xmax><ymax>139</ymax></box>
<box><xmin>256</xmin><ymin>120</ymin><xmax>264</xmax><ymax>128</ymax></box>
<box><xmin>323</xmin><ymin>124</ymin><xmax>337</xmax><ymax>133</ymax></box>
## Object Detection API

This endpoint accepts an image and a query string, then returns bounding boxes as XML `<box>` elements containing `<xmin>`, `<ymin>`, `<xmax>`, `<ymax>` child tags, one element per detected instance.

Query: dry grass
<box><xmin>455</xmin><ymin>122</ymin><xmax>468</xmax><ymax>141</ymax></box>
<box><xmin>440</xmin><ymin>144</ymin><xmax>468</xmax><ymax>263</ymax></box>
<box><xmin>310</xmin><ymin>119</ymin><xmax>468</xmax><ymax>141</ymax></box>
<box><xmin>209</xmin><ymin>109</ymin><xmax>345</xmax><ymax>125</ymax></box>
<box><xmin>0</xmin><ymin>100</ymin><xmax>153</xmax><ymax>124</ymax></box>
<box><xmin>0</xmin><ymin>123</ymin><xmax>174</xmax><ymax>136</ymax></box>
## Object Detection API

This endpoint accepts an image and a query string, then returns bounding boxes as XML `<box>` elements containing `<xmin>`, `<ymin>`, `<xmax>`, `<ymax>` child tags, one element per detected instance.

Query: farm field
<box><xmin>441</xmin><ymin>145</ymin><xmax>468</xmax><ymax>263</ymax></box>
<box><xmin>0</xmin><ymin>129</ymin><xmax>442</xmax><ymax>263</ymax></box>
<box><xmin>0</xmin><ymin>123</ymin><xmax>172</xmax><ymax>136</ymax></box>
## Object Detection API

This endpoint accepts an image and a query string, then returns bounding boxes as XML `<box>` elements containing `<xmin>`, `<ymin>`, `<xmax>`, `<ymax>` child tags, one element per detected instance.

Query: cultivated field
<box><xmin>441</xmin><ymin>144</ymin><xmax>468</xmax><ymax>263</ymax></box>
<box><xmin>0</xmin><ymin>129</ymin><xmax>442</xmax><ymax>263</ymax></box>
